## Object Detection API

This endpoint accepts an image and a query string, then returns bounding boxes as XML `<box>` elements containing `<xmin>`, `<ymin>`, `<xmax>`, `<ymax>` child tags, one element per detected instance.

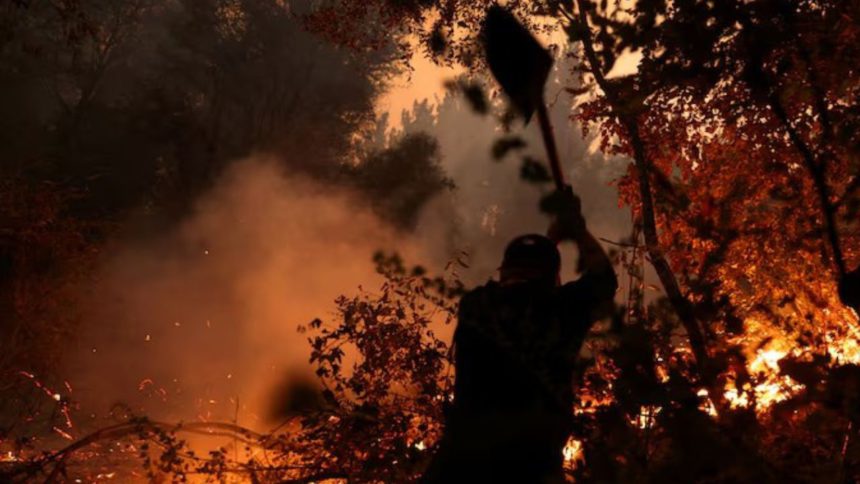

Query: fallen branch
<box><xmin>1</xmin><ymin>418</ymin><xmax>289</xmax><ymax>483</ymax></box>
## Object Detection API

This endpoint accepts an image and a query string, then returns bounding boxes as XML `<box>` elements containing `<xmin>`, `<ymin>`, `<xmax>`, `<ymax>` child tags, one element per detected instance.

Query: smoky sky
<box><xmin>67</xmin><ymin>159</ymin><xmax>425</xmax><ymax>426</ymax></box>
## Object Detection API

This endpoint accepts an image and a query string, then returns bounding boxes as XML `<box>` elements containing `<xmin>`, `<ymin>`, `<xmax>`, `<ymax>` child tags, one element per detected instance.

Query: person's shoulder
<box><xmin>560</xmin><ymin>276</ymin><xmax>589</xmax><ymax>294</ymax></box>
<box><xmin>460</xmin><ymin>280</ymin><xmax>500</xmax><ymax>305</ymax></box>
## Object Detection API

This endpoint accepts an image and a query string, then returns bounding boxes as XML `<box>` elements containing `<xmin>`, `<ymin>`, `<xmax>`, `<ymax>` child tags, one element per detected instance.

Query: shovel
<box><xmin>483</xmin><ymin>5</ymin><xmax>565</xmax><ymax>191</ymax></box>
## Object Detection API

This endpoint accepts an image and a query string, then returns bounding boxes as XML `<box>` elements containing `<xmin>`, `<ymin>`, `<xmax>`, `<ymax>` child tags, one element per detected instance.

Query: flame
<box><xmin>824</xmin><ymin>324</ymin><xmax>860</xmax><ymax>364</ymax></box>
<box><xmin>629</xmin><ymin>405</ymin><xmax>662</xmax><ymax>429</ymax></box>
<box><xmin>724</xmin><ymin>346</ymin><xmax>803</xmax><ymax>411</ymax></box>
<box><xmin>723</xmin><ymin>306</ymin><xmax>860</xmax><ymax>413</ymax></box>
<box><xmin>1</xmin><ymin>451</ymin><xmax>19</xmax><ymax>462</ymax></box>
<box><xmin>722</xmin><ymin>344</ymin><xmax>804</xmax><ymax>411</ymax></box>
<box><xmin>562</xmin><ymin>436</ymin><xmax>584</xmax><ymax>471</ymax></box>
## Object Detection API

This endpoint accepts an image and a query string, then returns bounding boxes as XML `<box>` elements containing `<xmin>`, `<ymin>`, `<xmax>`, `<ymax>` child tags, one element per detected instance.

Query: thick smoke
<box><xmin>67</xmin><ymin>158</ymin><xmax>427</xmax><ymax>426</ymax></box>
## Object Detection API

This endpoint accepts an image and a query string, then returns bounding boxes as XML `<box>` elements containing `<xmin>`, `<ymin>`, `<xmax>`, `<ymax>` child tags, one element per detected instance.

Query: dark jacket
<box><xmin>423</xmin><ymin>269</ymin><xmax>617</xmax><ymax>483</ymax></box>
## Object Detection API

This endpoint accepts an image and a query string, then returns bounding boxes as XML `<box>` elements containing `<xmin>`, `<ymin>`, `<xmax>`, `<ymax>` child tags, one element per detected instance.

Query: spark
<box><xmin>138</xmin><ymin>378</ymin><xmax>154</xmax><ymax>391</ymax></box>
<box><xmin>53</xmin><ymin>426</ymin><xmax>74</xmax><ymax>440</ymax></box>
<box><xmin>19</xmin><ymin>371</ymin><xmax>75</xmax><ymax>428</ymax></box>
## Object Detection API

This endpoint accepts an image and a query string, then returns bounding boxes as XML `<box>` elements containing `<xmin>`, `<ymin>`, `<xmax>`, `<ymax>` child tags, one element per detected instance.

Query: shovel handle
<box><xmin>535</xmin><ymin>100</ymin><xmax>566</xmax><ymax>191</ymax></box>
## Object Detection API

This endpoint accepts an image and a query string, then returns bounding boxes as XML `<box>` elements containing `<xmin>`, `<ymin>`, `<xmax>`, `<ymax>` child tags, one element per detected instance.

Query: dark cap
<box><xmin>500</xmin><ymin>234</ymin><xmax>560</xmax><ymax>282</ymax></box>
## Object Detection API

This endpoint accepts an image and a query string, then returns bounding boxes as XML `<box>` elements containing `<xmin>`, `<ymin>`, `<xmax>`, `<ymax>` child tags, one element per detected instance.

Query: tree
<box><xmin>347</xmin><ymin>133</ymin><xmax>454</xmax><ymax>230</ymax></box>
<box><xmin>561</xmin><ymin>0</ymin><xmax>860</xmax><ymax>403</ymax></box>
<box><xmin>0</xmin><ymin>0</ymin><xmax>399</xmax><ymax>212</ymax></box>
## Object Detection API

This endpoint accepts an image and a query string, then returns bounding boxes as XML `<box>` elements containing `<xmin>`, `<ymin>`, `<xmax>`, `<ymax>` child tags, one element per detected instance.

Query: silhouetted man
<box><xmin>423</xmin><ymin>186</ymin><xmax>617</xmax><ymax>483</ymax></box>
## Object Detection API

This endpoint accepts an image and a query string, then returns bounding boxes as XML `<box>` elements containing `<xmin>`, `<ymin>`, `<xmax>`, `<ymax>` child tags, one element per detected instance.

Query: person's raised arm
<box><xmin>545</xmin><ymin>185</ymin><xmax>617</xmax><ymax>298</ymax></box>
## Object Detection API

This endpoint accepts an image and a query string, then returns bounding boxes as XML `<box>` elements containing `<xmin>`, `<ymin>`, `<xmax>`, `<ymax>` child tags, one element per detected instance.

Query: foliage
<box><xmin>0</xmin><ymin>176</ymin><xmax>99</xmax><ymax>439</ymax></box>
<box><xmin>347</xmin><ymin>134</ymin><xmax>455</xmax><ymax>230</ymax></box>
<box><xmin>296</xmin><ymin>252</ymin><xmax>461</xmax><ymax>481</ymax></box>
<box><xmin>559</xmin><ymin>0</ymin><xmax>860</xmax><ymax>409</ymax></box>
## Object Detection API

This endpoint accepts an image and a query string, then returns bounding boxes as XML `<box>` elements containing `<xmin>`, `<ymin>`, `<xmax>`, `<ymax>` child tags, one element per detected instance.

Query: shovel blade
<box><xmin>483</xmin><ymin>5</ymin><xmax>553</xmax><ymax>122</ymax></box>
